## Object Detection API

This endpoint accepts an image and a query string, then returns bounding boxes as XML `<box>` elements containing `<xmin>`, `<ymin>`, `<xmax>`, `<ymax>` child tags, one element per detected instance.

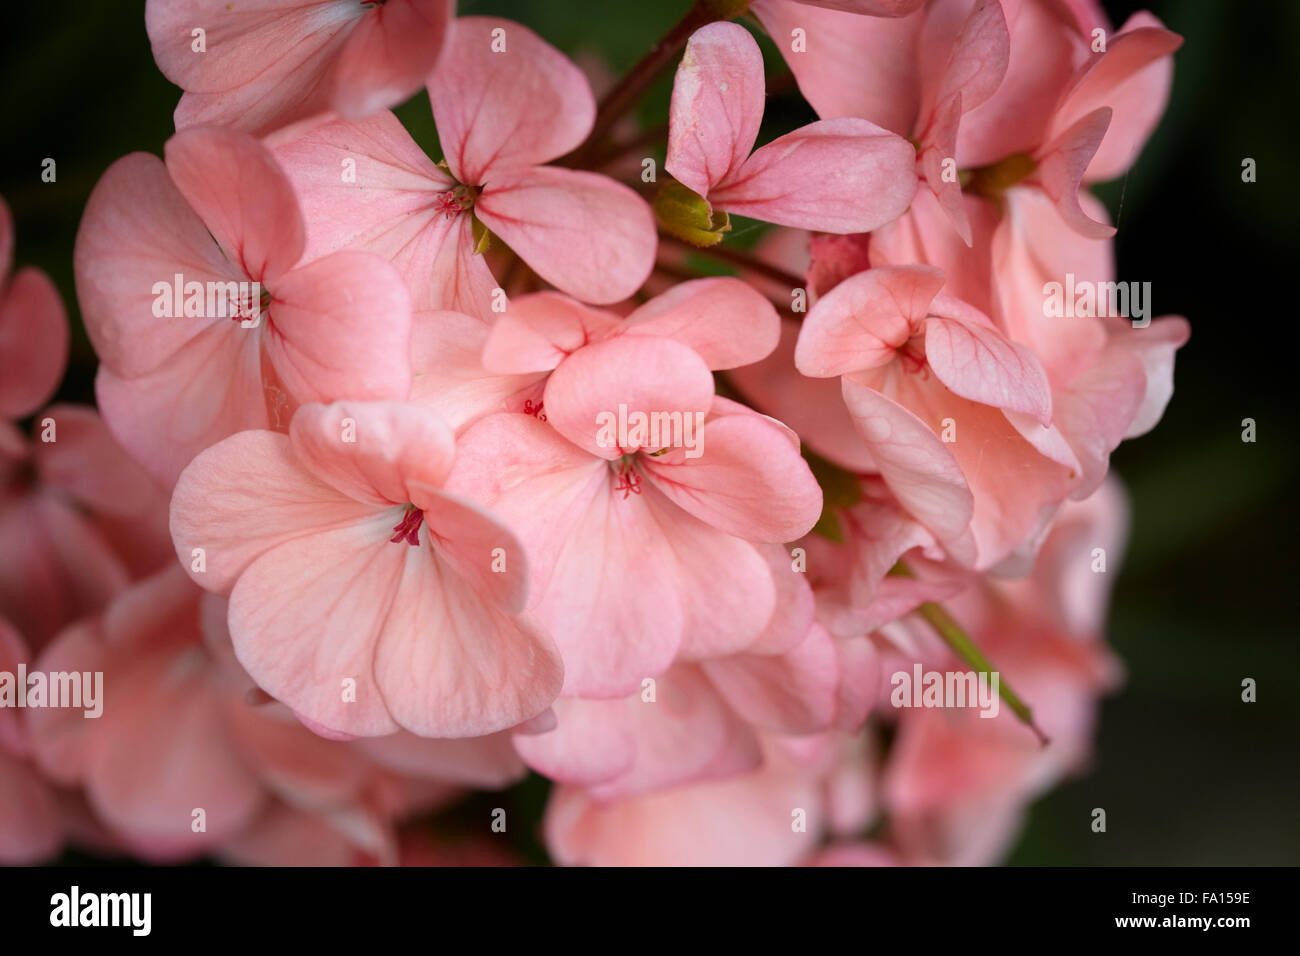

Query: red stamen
<box><xmin>523</xmin><ymin>399</ymin><xmax>547</xmax><ymax>422</ymax></box>
<box><xmin>389</xmin><ymin>506</ymin><xmax>425</xmax><ymax>546</ymax></box>
<box><xmin>614</xmin><ymin>461</ymin><xmax>642</xmax><ymax>499</ymax></box>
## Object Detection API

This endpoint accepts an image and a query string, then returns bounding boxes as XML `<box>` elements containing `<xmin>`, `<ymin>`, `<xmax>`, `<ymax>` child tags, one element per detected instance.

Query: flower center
<box><xmin>389</xmin><ymin>504</ymin><xmax>425</xmax><ymax>546</ymax></box>
<box><xmin>613</xmin><ymin>457</ymin><xmax>642</xmax><ymax>499</ymax></box>
<box><xmin>433</xmin><ymin>183</ymin><xmax>479</xmax><ymax>219</ymax></box>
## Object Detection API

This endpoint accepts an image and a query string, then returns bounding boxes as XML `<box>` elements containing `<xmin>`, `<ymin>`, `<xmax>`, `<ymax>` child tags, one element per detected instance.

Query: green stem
<box><xmin>892</xmin><ymin>564</ymin><xmax>1050</xmax><ymax>746</ymax></box>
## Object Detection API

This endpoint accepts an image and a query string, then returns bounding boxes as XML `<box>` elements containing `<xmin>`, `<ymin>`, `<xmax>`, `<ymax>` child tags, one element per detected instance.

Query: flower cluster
<box><xmin>1</xmin><ymin>0</ymin><xmax>1185</xmax><ymax>866</ymax></box>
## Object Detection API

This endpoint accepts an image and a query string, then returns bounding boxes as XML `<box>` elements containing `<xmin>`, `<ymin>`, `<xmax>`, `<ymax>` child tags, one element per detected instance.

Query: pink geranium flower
<box><xmin>665</xmin><ymin>22</ymin><xmax>917</xmax><ymax>235</ymax></box>
<box><xmin>440</xmin><ymin>281</ymin><xmax>823</xmax><ymax>696</ymax></box>
<box><xmin>169</xmin><ymin>400</ymin><xmax>563</xmax><ymax>739</ymax></box>
<box><xmin>146</xmin><ymin>0</ymin><xmax>453</xmax><ymax>137</ymax></box>
<box><xmin>795</xmin><ymin>262</ymin><xmax>1069</xmax><ymax>568</ymax></box>
<box><xmin>270</xmin><ymin>17</ymin><xmax>656</xmax><ymax>317</ymax></box>
<box><xmin>76</xmin><ymin>125</ymin><xmax>413</xmax><ymax>487</ymax></box>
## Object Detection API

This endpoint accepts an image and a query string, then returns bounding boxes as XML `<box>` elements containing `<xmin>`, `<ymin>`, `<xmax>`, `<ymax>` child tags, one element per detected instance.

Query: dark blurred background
<box><xmin>2</xmin><ymin>0</ymin><xmax>1296</xmax><ymax>865</ymax></box>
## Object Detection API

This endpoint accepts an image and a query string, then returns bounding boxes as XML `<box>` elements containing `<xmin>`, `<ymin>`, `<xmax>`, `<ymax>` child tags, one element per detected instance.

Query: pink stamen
<box><xmin>389</xmin><ymin>506</ymin><xmax>425</xmax><ymax>546</ymax></box>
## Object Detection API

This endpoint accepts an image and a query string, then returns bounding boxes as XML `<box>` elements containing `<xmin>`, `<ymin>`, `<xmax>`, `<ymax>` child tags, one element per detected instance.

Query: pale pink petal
<box><xmin>289</xmin><ymin>401</ymin><xmax>456</xmax><ymax>507</ymax></box>
<box><xmin>796</xmin><ymin>264</ymin><xmax>945</xmax><ymax>378</ymax></box>
<box><xmin>666</xmin><ymin>22</ymin><xmax>765</xmax><ymax>198</ymax></box>
<box><xmin>429</xmin><ymin>17</ymin><xmax>595</xmax><ymax>182</ymax></box>
<box><xmin>1050</xmin><ymin>13</ymin><xmax>1182</xmax><ymax>182</ymax></box>
<box><xmin>446</xmin><ymin>414</ymin><xmax>683</xmax><ymax>697</ymax></box>
<box><xmin>702</xmin><ymin>624</ymin><xmax>840</xmax><ymax>733</ymax></box>
<box><xmin>86</xmin><ymin>644</ymin><xmax>266</xmax><ymax>853</ymax></box>
<box><xmin>32</xmin><ymin>404</ymin><xmax>159</xmax><ymax>518</ymax></box>
<box><xmin>652</xmin><ymin>506</ymin><xmax>777</xmax><ymax>661</ymax></box>
<box><xmin>372</xmin><ymin>527</ymin><xmax>564</xmax><ymax>738</ymax></box>
<box><xmin>841</xmin><ymin>374</ymin><xmax>976</xmax><ymax>564</ymax></box>
<box><xmin>170</xmin><ymin>430</ymin><xmax>376</xmax><ymax>593</ymax></box>
<box><xmin>482</xmin><ymin>293</ymin><xmax>620</xmax><ymax>374</ymax></box>
<box><xmin>0</xmin><ymin>749</ymin><xmax>60</xmax><ymax>864</ymax></box>
<box><xmin>95</xmin><ymin>324</ymin><xmax>269</xmax><ymax>488</ymax></box>
<box><xmin>356</xmin><ymin>730</ymin><xmax>526</xmax><ymax>788</ymax></box>
<box><xmin>1111</xmin><ymin>315</ymin><xmax>1190</xmax><ymax>438</ymax></box>
<box><xmin>923</xmin><ymin>312</ymin><xmax>1053</xmax><ymax>424</ymax></box>
<box><xmin>263</xmin><ymin>252</ymin><xmax>412</xmax><ymax>405</ymax></box>
<box><xmin>331</xmin><ymin>0</ymin><xmax>453</xmax><ymax>119</ymax></box>
<box><xmin>623</xmin><ymin>277</ymin><xmax>780</xmax><ymax>370</ymax></box>
<box><xmin>712</xmin><ymin>118</ymin><xmax>917</xmax><ymax>233</ymax></box>
<box><xmin>542</xmin><ymin>335</ymin><xmax>715</xmax><ymax>460</ymax></box>
<box><xmin>640</xmin><ymin>410</ymin><xmax>823</xmax><ymax>542</ymax></box>
<box><xmin>410</xmin><ymin>309</ymin><xmax>543</xmax><ymax>431</ymax></box>
<box><xmin>74</xmin><ymin>153</ymin><xmax>235</xmax><ymax>379</ymax></box>
<box><xmin>164</xmin><ymin>125</ymin><xmax>306</xmax><ymax>283</ymax></box>
<box><xmin>750</xmin><ymin>0</ymin><xmax>923</xmax><ymax>134</ymax></box>
<box><xmin>1030</xmin><ymin>107</ymin><xmax>1116</xmax><ymax>239</ymax></box>
<box><xmin>476</xmin><ymin>165</ymin><xmax>656</xmax><ymax>305</ymax></box>
<box><xmin>0</xmin><ymin>267</ymin><xmax>67</xmax><ymax>419</ymax></box>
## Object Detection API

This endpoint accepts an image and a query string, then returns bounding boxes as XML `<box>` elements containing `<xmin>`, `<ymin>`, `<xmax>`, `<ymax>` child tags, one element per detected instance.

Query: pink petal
<box><xmin>666</xmin><ymin>22</ymin><xmax>765</xmax><ymax>198</ymax></box>
<box><xmin>85</xmin><ymin>643</ymin><xmax>266</xmax><ymax>853</ymax></box>
<box><xmin>446</xmin><ymin>414</ymin><xmax>683</xmax><ymax>697</ymax></box>
<box><xmin>410</xmin><ymin>309</ymin><xmax>544</xmax><ymax>431</ymax></box>
<box><xmin>147</xmin><ymin>0</ymin><xmax>357</xmax><ymax>135</ymax></box>
<box><xmin>841</xmin><ymin>374</ymin><xmax>976</xmax><ymax>563</ymax></box>
<box><xmin>74</xmin><ymin>153</ymin><xmax>235</xmax><ymax>379</ymax></box>
<box><xmin>623</xmin><ymin>277</ymin><xmax>780</xmax><ymax>370</ymax></box>
<box><xmin>702</xmin><ymin>623</ymin><xmax>840</xmax><ymax>733</ymax></box>
<box><xmin>476</xmin><ymin>165</ymin><xmax>656</xmax><ymax>305</ymax></box>
<box><xmin>713</xmin><ymin>118</ymin><xmax>917</xmax><ymax>233</ymax></box>
<box><xmin>264</xmin><ymin>251</ymin><xmax>412</xmax><ymax>405</ymax></box>
<box><xmin>923</xmin><ymin>312</ymin><xmax>1053</xmax><ymax>424</ymax></box>
<box><xmin>750</xmin><ymin>0</ymin><xmax>924</xmax><ymax>134</ymax></box>
<box><xmin>357</xmin><ymin>730</ymin><xmax>526</xmax><ymax>788</ymax></box>
<box><xmin>640</xmin><ymin>409</ymin><xmax>823</xmax><ymax>543</ymax></box>
<box><xmin>32</xmin><ymin>404</ymin><xmax>159</xmax><ymax>518</ymax></box>
<box><xmin>267</xmin><ymin>112</ymin><xmax>500</xmax><ymax>315</ymax></box>
<box><xmin>170</xmin><ymin>430</ymin><xmax>376</xmax><ymax>594</ymax></box>
<box><xmin>429</xmin><ymin>16</ymin><xmax>595</xmax><ymax>182</ymax></box>
<box><xmin>164</xmin><ymin>125</ymin><xmax>306</xmax><ymax>283</ymax></box>
<box><xmin>0</xmin><ymin>267</ymin><xmax>67</xmax><ymax>420</ymax></box>
<box><xmin>542</xmin><ymin>335</ymin><xmax>715</xmax><ymax>460</ymax></box>
<box><xmin>289</xmin><ymin>401</ymin><xmax>456</xmax><ymax>507</ymax></box>
<box><xmin>369</xmin><ymin>532</ymin><xmax>564</xmax><ymax>738</ymax></box>
<box><xmin>1111</xmin><ymin>315</ymin><xmax>1190</xmax><ymax>438</ymax></box>
<box><xmin>1050</xmin><ymin>12</ymin><xmax>1182</xmax><ymax>182</ymax></box>
<box><xmin>1030</xmin><ymin>107</ymin><xmax>1116</xmax><ymax>239</ymax></box>
<box><xmin>651</xmin><ymin>506</ymin><xmax>777</xmax><ymax>661</ymax></box>
<box><xmin>796</xmin><ymin>264</ymin><xmax>945</xmax><ymax>377</ymax></box>
<box><xmin>331</xmin><ymin>0</ymin><xmax>453</xmax><ymax>119</ymax></box>
<box><xmin>482</xmin><ymin>293</ymin><xmax>620</xmax><ymax>374</ymax></box>
<box><xmin>95</xmin><ymin>323</ymin><xmax>269</xmax><ymax>489</ymax></box>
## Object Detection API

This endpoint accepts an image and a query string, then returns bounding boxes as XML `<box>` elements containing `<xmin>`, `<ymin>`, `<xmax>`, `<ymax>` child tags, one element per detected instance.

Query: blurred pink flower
<box><xmin>147</xmin><ymin>0</ymin><xmax>453</xmax><ymax>137</ymax></box>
